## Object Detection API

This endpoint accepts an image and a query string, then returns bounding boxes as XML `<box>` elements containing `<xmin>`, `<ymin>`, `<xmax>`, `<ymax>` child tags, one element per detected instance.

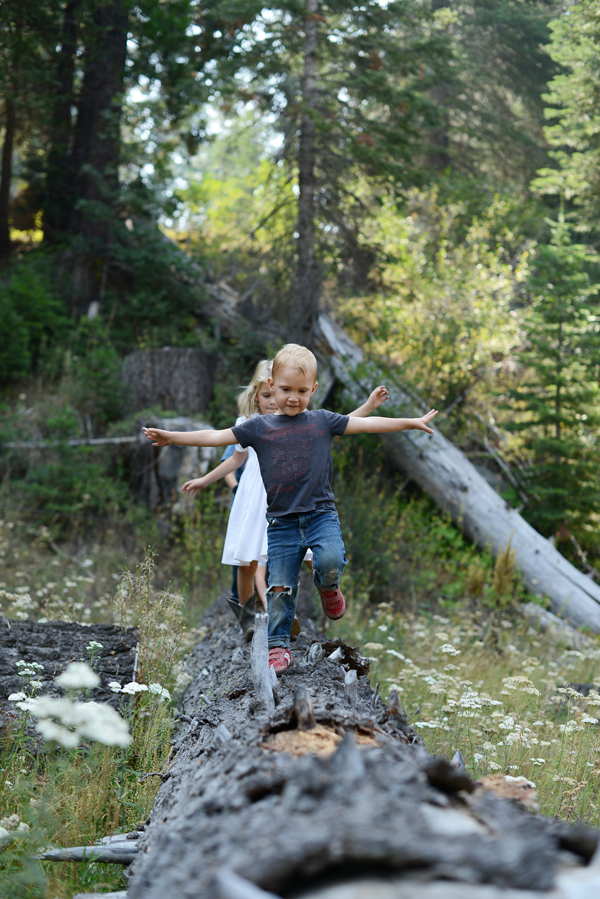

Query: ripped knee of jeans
<box><xmin>314</xmin><ymin>568</ymin><xmax>342</xmax><ymax>589</ymax></box>
<box><xmin>266</xmin><ymin>584</ymin><xmax>293</xmax><ymax>598</ymax></box>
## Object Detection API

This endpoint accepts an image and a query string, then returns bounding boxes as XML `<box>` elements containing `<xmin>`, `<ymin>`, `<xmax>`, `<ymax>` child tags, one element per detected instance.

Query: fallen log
<box><xmin>314</xmin><ymin>314</ymin><xmax>600</xmax><ymax>633</ymax></box>
<box><xmin>125</xmin><ymin>593</ymin><xmax>600</xmax><ymax>899</ymax></box>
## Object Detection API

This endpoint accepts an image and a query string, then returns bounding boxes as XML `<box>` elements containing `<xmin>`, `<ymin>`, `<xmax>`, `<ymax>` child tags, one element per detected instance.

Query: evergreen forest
<box><xmin>5</xmin><ymin>2</ymin><xmax>600</xmax><ymax>895</ymax></box>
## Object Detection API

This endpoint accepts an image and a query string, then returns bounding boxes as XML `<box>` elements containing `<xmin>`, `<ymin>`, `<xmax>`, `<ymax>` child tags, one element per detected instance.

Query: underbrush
<box><xmin>336</xmin><ymin>600</ymin><xmax>600</xmax><ymax>826</ymax></box>
<box><xmin>0</xmin><ymin>553</ymin><xmax>181</xmax><ymax>899</ymax></box>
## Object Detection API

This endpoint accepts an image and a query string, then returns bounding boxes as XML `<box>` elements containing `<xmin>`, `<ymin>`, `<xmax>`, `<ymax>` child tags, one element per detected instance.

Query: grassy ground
<box><xmin>334</xmin><ymin>595</ymin><xmax>600</xmax><ymax>825</ymax></box>
<box><xmin>2</xmin><ymin>434</ymin><xmax>600</xmax><ymax>895</ymax></box>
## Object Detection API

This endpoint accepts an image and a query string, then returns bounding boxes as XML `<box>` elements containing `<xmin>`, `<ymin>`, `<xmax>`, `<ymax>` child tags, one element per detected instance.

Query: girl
<box><xmin>182</xmin><ymin>360</ymin><xmax>275</xmax><ymax>641</ymax></box>
<box><xmin>182</xmin><ymin>359</ymin><xmax>389</xmax><ymax>641</ymax></box>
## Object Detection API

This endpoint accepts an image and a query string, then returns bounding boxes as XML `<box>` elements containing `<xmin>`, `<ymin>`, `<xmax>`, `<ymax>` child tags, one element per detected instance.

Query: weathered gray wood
<box><xmin>39</xmin><ymin>831</ymin><xmax>141</xmax><ymax>864</ymax></box>
<box><xmin>40</xmin><ymin>844</ymin><xmax>137</xmax><ymax>863</ymax></box>
<box><xmin>129</xmin><ymin>416</ymin><xmax>216</xmax><ymax>510</ymax></box>
<box><xmin>315</xmin><ymin>314</ymin><xmax>600</xmax><ymax>632</ymax></box>
<box><xmin>125</xmin><ymin>595</ymin><xmax>599</xmax><ymax>899</ymax></box>
<box><xmin>72</xmin><ymin>892</ymin><xmax>128</xmax><ymax>899</ymax></box>
<box><xmin>1</xmin><ymin>436</ymin><xmax>137</xmax><ymax>449</ymax></box>
<box><xmin>250</xmin><ymin>612</ymin><xmax>274</xmax><ymax>713</ymax></box>
<box><xmin>122</xmin><ymin>347</ymin><xmax>216</xmax><ymax>415</ymax></box>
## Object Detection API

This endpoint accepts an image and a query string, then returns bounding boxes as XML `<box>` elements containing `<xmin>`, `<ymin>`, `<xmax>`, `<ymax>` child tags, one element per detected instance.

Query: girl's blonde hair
<box><xmin>237</xmin><ymin>359</ymin><xmax>273</xmax><ymax>418</ymax></box>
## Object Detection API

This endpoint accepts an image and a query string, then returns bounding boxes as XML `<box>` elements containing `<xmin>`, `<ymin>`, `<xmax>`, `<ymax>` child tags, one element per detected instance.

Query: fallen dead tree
<box><xmin>123</xmin><ymin>593</ymin><xmax>600</xmax><ymax>899</ymax></box>
<box><xmin>314</xmin><ymin>314</ymin><xmax>600</xmax><ymax>633</ymax></box>
<box><xmin>200</xmin><ymin>280</ymin><xmax>600</xmax><ymax>632</ymax></box>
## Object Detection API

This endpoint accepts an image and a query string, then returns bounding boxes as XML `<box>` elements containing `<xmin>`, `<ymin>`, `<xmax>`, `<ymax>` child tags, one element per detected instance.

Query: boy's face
<box><xmin>268</xmin><ymin>367</ymin><xmax>317</xmax><ymax>416</ymax></box>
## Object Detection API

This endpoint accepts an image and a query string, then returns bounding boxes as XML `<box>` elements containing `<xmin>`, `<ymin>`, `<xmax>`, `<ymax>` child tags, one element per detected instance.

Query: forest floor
<box><xmin>2</xmin><ymin>482</ymin><xmax>600</xmax><ymax>896</ymax></box>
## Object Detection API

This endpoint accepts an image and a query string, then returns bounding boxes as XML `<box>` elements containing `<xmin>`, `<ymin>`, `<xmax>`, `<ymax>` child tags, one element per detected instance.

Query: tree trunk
<box><xmin>295</xmin><ymin>0</ymin><xmax>320</xmax><ymax>339</ymax></box>
<box><xmin>67</xmin><ymin>0</ymin><xmax>128</xmax><ymax>316</ymax></box>
<box><xmin>314</xmin><ymin>314</ymin><xmax>600</xmax><ymax>632</ymax></box>
<box><xmin>0</xmin><ymin>98</ymin><xmax>17</xmax><ymax>267</ymax></box>
<box><xmin>428</xmin><ymin>0</ymin><xmax>451</xmax><ymax>170</ymax></box>
<box><xmin>125</xmin><ymin>594</ymin><xmax>600</xmax><ymax>899</ymax></box>
<box><xmin>43</xmin><ymin>0</ymin><xmax>80</xmax><ymax>243</ymax></box>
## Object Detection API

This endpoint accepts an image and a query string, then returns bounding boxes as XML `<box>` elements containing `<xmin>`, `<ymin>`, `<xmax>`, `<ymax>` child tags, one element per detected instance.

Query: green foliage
<box><xmin>332</xmin><ymin>435</ymin><xmax>493</xmax><ymax>607</ymax></box>
<box><xmin>0</xmin><ymin>259</ymin><xmax>68</xmax><ymax>382</ymax></box>
<box><xmin>507</xmin><ymin>216</ymin><xmax>600</xmax><ymax>551</ymax></box>
<box><xmin>533</xmin><ymin>0</ymin><xmax>600</xmax><ymax>229</ymax></box>
<box><xmin>339</xmin><ymin>188</ymin><xmax>532</xmax><ymax>409</ymax></box>
<box><xmin>434</xmin><ymin>0</ymin><xmax>558</xmax><ymax>184</ymax></box>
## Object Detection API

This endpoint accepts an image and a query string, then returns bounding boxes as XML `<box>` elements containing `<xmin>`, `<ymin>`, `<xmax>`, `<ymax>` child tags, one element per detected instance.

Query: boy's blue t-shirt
<box><xmin>231</xmin><ymin>408</ymin><xmax>349</xmax><ymax>517</ymax></box>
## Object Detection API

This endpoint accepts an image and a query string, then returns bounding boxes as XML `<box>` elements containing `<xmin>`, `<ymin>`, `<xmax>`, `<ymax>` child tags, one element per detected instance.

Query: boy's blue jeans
<box><xmin>266</xmin><ymin>509</ymin><xmax>347</xmax><ymax>648</ymax></box>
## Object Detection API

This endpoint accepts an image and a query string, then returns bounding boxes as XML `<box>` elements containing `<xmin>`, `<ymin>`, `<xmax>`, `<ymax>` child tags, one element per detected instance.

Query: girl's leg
<box><xmin>254</xmin><ymin>565</ymin><xmax>268</xmax><ymax>611</ymax></box>
<box><xmin>237</xmin><ymin>561</ymin><xmax>258</xmax><ymax>605</ymax></box>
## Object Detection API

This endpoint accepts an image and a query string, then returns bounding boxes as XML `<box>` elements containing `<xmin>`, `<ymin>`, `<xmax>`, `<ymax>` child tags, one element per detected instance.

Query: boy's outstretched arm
<box><xmin>344</xmin><ymin>409</ymin><xmax>438</xmax><ymax>435</ymax></box>
<box><xmin>182</xmin><ymin>449</ymin><xmax>247</xmax><ymax>496</ymax></box>
<box><xmin>348</xmin><ymin>385</ymin><xmax>389</xmax><ymax>418</ymax></box>
<box><xmin>142</xmin><ymin>426</ymin><xmax>237</xmax><ymax>447</ymax></box>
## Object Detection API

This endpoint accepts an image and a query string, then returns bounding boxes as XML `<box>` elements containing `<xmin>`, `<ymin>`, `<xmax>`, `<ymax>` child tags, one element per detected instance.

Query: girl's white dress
<box><xmin>221</xmin><ymin>416</ymin><xmax>268</xmax><ymax>567</ymax></box>
<box><xmin>221</xmin><ymin>415</ymin><xmax>312</xmax><ymax>568</ymax></box>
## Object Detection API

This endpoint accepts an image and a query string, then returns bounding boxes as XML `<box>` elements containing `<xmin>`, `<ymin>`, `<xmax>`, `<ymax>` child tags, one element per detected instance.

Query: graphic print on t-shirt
<box><xmin>271</xmin><ymin>437</ymin><xmax>311</xmax><ymax>485</ymax></box>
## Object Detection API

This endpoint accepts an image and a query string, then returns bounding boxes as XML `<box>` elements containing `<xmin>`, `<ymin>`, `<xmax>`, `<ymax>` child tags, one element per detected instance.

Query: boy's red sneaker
<box><xmin>268</xmin><ymin>647</ymin><xmax>294</xmax><ymax>676</ymax></box>
<box><xmin>315</xmin><ymin>584</ymin><xmax>346</xmax><ymax>620</ymax></box>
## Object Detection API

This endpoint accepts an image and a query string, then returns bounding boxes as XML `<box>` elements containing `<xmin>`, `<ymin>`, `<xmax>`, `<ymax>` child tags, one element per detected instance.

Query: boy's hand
<box><xmin>143</xmin><ymin>427</ymin><xmax>173</xmax><ymax>446</ymax></box>
<box><xmin>367</xmin><ymin>385</ymin><xmax>389</xmax><ymax>412</ymax></box>
<box><xmin>412</xmin><ymin>409</ymin><xmax>438</xmax><ymax>434</ymax></box>
<box><xmin>182</xmin><ymin>477</ymin><xmax>206</xmax><ymax>496</ymax></box>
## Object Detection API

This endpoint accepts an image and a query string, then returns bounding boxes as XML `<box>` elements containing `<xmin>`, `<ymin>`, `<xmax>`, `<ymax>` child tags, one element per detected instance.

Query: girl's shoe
<box><xmin>226</xmin><ymin>594</ymin><xmax>255</xmax><ymax>643</ymax></box>
<box><xmin>268</xmin><ymin>647</ymin><xmax>294</xmax><ymax>675</ymax></box>
<box><xmin>315</xmin><ymin>584</ymin><xmax>345</xmax><ymax>620</ymax></box>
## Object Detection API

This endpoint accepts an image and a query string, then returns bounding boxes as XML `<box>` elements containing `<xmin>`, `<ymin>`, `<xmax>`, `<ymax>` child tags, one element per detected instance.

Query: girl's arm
<box><xmin>344</xmin><ymin>409</ymin><xmax>438</xmax><ymax>435</ymax></box>
<box><xmin>348</xmin><ymin>385</ymin><xmax>389</xmax><ymax>418</ymax></box>
<box><xmin>182</xmin><ymin>449</ymin><xmax>247</xmax><ymax>496</ymax></box>
<box><xmin>143</xmin><ymin>426</ymin><xmax>236</xmax><ymax>447</ymax></box>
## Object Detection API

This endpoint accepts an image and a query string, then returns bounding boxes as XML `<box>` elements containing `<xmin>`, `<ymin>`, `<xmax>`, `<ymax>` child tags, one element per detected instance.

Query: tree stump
<box><xmin>122</xmin><ymin>348</ymin><xmax>217</xmax><ymax>415</ymax></box>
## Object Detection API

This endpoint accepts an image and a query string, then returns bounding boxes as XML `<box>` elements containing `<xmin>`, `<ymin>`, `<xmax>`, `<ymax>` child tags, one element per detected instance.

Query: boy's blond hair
<box><xmin>237</xmin><ymin>359</ymin><xmax>272</xmax><ymax>418</ymax></box>
<box><xmin>272</xmin><ymin>344</ymin><xmax>318</xmax><ymax>382</ymax></box>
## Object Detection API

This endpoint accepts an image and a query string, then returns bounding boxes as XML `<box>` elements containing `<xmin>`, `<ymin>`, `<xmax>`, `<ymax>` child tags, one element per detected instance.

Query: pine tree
<box><xmin>511</xmin><ymin>214</ymin><xmax>600</xmax><ymax>558</ymax></box>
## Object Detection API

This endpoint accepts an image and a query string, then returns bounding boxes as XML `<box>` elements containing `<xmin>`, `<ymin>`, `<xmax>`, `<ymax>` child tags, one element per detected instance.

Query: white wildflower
<box><xmin>582</xmin><ymin>715</ymin><xmax>598</xmax><ymax>725</ymax></box>
<box><xmin>109</xmin><ymin>681</ymin><xmax>122</xmax><ymax>693</ymax></box>
<box><xmin>482</xmin><ymin>741</ymin><xmax>495</xmax><ymax>752</ymax></box>
<box><xmin>439</xmin><ymin>644</ymin><xmax>461</xmax><ymax>656</ymax></box>
<box><xmin>530</xmin><ymin>758</ymin><xmax>546</xmax><ymax>766</ymax></box>
<box><xmin>15</xmin><ymin>697</ymin><xmax>39</xmax><ymax>712</ymax></box>
<box><xmin>377</xmin><ymin>625</ymin><xmax>388</xmax><ymax>632</ymax></box>
<box><xmin>35</xmin><ymin>719</ymin><xmax>80</xmax><ymax>748</ymax></box>
<box><xmin>499</xmin><ymin>716</ymin><xmax>515</xmax><ymax>730</ymax></box>
<box><xmin>559</xmin><ymin>719</ymin><xmax>583</xmax><ymax>734</ymax></box>
<box><xmin>8</xmin><ymin>692</ymin><xmax>26</xmax><ymax>702</ymax></box>
<box><xmin>386</xmin><ymin>649</ymin><xmax>405</xmax><ymax>660</ymax></box>
<box><xmin>488</xmin><ymin>760</ymin><xmax>502</xmax><ymax>771</ymax></box>
<box><xmin>148</xmin><ymin>683</ymin><xmax>171</xmax><ymax>701</ymax></box>
<box><xmin>86</xmin><ymin>641</ymin><xmax>103</xmax><ymax>651</ymax></box>
<box><xmin>363</xmin><ymin>642</ymin><xmax>384</xmax><ymax>652</ymax></box>
<box><xmin>121</xmin><ymin>682</ymin><xmax>148</xmax><ymax>694</ymax></box>
<box><xmin>414</xmin><ymin>721</ymin><xmax>439</xmax><ymax>729</ymax></box>
<box><xmin>55</xmin><ymin>662</ymin><xmax>100</xmax><ymax>691</ymax></box>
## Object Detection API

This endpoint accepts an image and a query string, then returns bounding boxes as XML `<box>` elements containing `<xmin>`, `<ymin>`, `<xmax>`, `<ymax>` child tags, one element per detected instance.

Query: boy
<box><xmin>143</xmin><ymin>344</ymin><xmax>437</xmax><ymax>674</ymax></box>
